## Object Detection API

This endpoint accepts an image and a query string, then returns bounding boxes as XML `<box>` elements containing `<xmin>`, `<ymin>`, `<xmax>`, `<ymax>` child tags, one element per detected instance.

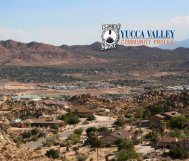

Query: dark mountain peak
<box><xmin>27</xmin><ymin>41</ymin><xmax>42</xmax><ymax>48</ymax></box>
<box><xmin>60</xmin><ymin>44</ymin><xmax>69</xmax><ymax>48</ymax></box>
<box><xmin>0</xmin><ymin>39</ymin><xmax>20</xmax><ymax>48</ymax></box>
<box><xmin>88</xmin><ymin>42</ymin><xmax>101</xmax><ymax>51</ymax></box>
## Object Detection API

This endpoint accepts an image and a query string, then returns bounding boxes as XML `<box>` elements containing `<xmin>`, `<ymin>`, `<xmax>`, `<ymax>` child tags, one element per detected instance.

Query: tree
<box><xmin>146</xmin><ymin>129</ymin><xmax>160</xmax><ymax>145</ymax></box>
<box><xmin>87</xmin><ymin>115</ymin><xmax>96</xmax><ymax>121</ymax></box>
<box><xmin>114</xmin><ymin>117</ymin><xmax>125</xmax><ymax>127</ymax></box>
<box><xmin>60</xmin><ymin>113</ymin><xmax>80</xmax><ymax>125</ymax></box>
<box><xmin>86</xmin><ymin>127</ymin><xmax>97</xmax><ymax>135</ymax></box>
<box><xmin>170</xmin><ymin>129</ymin><xmax>186</xmax><ymax>138</ymax></box>
<box><xmin>115</xmin><ymin>149</ymin><xmax>139</xmax><ymax>161</ymax></box>
<box><xmin>45</xmin><ymin>149</ymin><xmax>60</xmax><ymax>159</ymax></box>
<box><xmin>159</xmin><ymin>120</ymin><xmax>166</xmax><ymax>135</ymax></box>
<box><xmin>51</xmin><ymin>124</ymin><xmax>59</xmax><ymax>129</ymax></box>
<box><xmin>170</xmin><ymin>116</ymin><xmax>189</xmax><ymax>129</ymax></box>
<box><xmin>85</xmin><ymin>127</ymin><xmax>104</xmax><ymax>147</ymax></box>
<box><xmin>22</xmin><ymin>131</ymin><xmax>32</xmax><ymax>138</ymax></box>
<box><xmin>74</xmin><ymin>128</ymin><xmax>83</xmax><ymax>136</ymax></box>
<box><xmin>144</xmin><ymin>104</ymin><xmax>170</xmax><ymax>117</ymax></box>
<box><xmin>31</xmin><ymin>128</ymin><xmax>40</xmax><ymax>135</ymax></box>
<box><xmin>66</xmin><ymin>133</ymin><xmax>80</xmax><ymax>145</ymax></box>
<box><xmin>98</xmin><ymin>127</ymin><xmax>109</xmax><ymax>132</ymax></box>
<box><xmin>169</xmin><ymin>145</ymin><xmax>189</xmax><ymax>159</ymax></box>
<box><xmin>134</xmin><ymin>107</ymin><xmax>143</xmax><ymax>119</ymax></box>
<box><xmin>115</xmin><ymin>139</ymin><xmax>134</xmax><ymax>151</ymax></box>
<box><xmin>43</xmin><ymin>135</ymin><xmax>59</xmax><ymax>147</ymax></box>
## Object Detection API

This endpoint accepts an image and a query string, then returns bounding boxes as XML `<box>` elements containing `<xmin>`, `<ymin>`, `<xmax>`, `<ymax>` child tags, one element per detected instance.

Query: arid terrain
<box><xmin>1</xmin><ymin>40</ymin><xmax>189</xmax><ymax>161</ymax></box>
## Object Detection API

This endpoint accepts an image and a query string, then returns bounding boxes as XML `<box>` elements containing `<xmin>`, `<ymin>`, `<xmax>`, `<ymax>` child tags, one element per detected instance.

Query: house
<box><xmin>163</xmin><ymin>111</ymin><xmax>181</xmax><ymax>119</ymax></box>
<box><xmin>136</xmin><ymin>120</ymin><xmax>149</xmax><ymax>128</ymax></box>
<box><xmin>70</xmin><ymin>105</ymin><xmax>95</xmax><ymax>116</ymax></box>
<box><xmin>150</xmin><ymin>111</ymin><xmax>181</xmax><ymax>126</ymax></box>
<box><xmin>158</xmin><ymin>136</ymin><xmax>183</xmax><ymax>148</ymax></box>
<box><xmin>150</xmin><ymin>114</ymin><xmax>165</xmax><ymax>126</ymax></box>
<box><xmin>158</xmin><ymin>137</ymin><xmax>189</xmax><ymax>151</ymax></box>
<box><xmin>24</xmin><ymin>118</ymin><xmax>63</xmax><ymax>127</ymax></box>
<box><xmin>99</xmin><ymin>129</ymin><xmax>133</xmax><ymax>145</ymax></box>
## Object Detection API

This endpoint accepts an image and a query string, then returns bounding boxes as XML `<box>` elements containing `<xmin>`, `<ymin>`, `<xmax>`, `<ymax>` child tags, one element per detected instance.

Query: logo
<box><xmin>101</xmin><ymin>23</ymin><xmax>175</xmax><ymax>50</ymax></box>
<box><xmin>101</xmin><ymin>24</ymin><xmax>121</xmax><ymax>50</ymax></box>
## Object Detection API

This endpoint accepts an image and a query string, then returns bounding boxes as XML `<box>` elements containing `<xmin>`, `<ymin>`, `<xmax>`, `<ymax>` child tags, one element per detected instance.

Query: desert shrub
<box><xmin>169</xmin><ymin>145</ymin><xmax>189</xmax><ymax>159</ymax></box>
<box><xmin>60</xmin><ymin>113</ymin><xmax>80</xmax><ymax>125</ymax></box>
<box><xmin>114</xmin><ymin>117</ymin><xmax>125</xmax><ymax>127</ymax></box>
<box><xmin>45</xmin><ymin>149</ymin><xmax>60</xmax><ymax>159</ymax></box>
<box><xmin>74</xmin><ymin>128</ymin><xmax>83</xmax><ymax>136</ymax></box>
<box><xmin>170</xmin><ymin>116</ymin><xmax>189</xmax><ymax>129</ymax></box>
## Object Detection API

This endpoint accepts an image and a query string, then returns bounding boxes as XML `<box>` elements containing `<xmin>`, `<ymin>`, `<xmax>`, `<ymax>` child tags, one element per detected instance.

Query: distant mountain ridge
<box><xmin>159</xmin><ymin>38</ymin><xmax>189</xmax><ymax>49</ymax></box>
<box><xmin>0</xmin><ymin>39</ymin><xmax>189</xmax><ymax>72</ymax></box>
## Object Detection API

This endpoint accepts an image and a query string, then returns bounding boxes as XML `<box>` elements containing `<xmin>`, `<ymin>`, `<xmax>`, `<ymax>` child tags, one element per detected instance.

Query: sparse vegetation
<box><xmin>60</xmin><ymin>113</ymin><xmax>80</xmax><ymax>125</ymax></box>
<box><xmin>170</xmin><ymin>116</ymin><xmax>189</xmax><ymax>129</ymax></box>
<box><xmin>45</xmin><ymin>149</ymin><xmax>60</xmax><ymax>159</ymax></box>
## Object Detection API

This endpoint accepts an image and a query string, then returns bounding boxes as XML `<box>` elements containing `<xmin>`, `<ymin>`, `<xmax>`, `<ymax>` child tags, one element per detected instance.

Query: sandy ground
<box><xmin>39</xmin><ymin>146</ymin><xmax>117</xmax><ymax>161</ymax></box>
<box><xmin>0</xmin><ymin>81</ymin><xmax>142</xmax><ymax>96</ymax></box>
<box><xmin>1</xmin><ymin>82</ymin><xmax>37</xmax><ymax>90</ymax></box>
<box><xmin>135</xmin><ymin>142</ymin><xmax>155</xmax><ymax>155</ymax></box>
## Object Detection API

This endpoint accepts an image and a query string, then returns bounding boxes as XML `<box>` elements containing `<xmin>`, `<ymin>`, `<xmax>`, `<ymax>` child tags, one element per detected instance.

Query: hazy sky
<box><xmin>0</xmin><ymin>0</ymin><xmax>189</xmax><ymax>45</ymax></box>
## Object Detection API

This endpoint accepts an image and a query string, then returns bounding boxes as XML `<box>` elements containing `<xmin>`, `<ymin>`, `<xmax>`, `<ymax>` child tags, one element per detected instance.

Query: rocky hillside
<box><xmin>0</xmin><ymin>40</ymin><xmax>107</xmax><ymax>66</ymax></box>
<box><xmin>0</xmin><ymin>132</ymin><xmax>49</xmax><ymax>161</ymax></box>
<box><xmin>0</xmin><ymin>40</ymin><xmax>189</xmax><ymax>72</ymax></box>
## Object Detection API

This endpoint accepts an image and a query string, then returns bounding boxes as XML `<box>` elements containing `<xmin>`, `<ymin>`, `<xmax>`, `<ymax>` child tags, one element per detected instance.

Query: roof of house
<box><xmin>159</xmin><ymin>136</ymin><xmax>183</xmax><ymax>143</ymax></box>
<box><xmin>163</xmin><ymin>111</ymin><xmax>181</xmax><ymax>118</ymax></box>
<box><xmin>70</xmin><ymin>105</ymin><xmax>94</xmax><ymax>113</ymax></box>
<box><xmin>100</xmin><ymin>129</ymin><xmax>133</xmax><ymax>140</ymax></box>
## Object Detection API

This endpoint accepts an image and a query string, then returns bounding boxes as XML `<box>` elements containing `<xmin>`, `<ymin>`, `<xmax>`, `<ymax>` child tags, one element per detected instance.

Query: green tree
<box><xmin>43</xmin><ymin>135</ymin><xmax>59</xmax><ymax>147</ymax></box>
<box><xmin>74</xmin><ymin>128</ymin><xmax>83</xmax><ymax>136</ymax></box>
<box><xmin>98</xmin><ymin>127</ymin><xmax>109</xmax><ymax>132</ymax></box>
<box><xmin>51</xmin><ymin>124</ymin><xmax>59</xmax><ymax>129</ymax></box>
<box><xmin>145</xmin><ymin>104</ymin><xmax>170</xmax><ymax>116</ymax></box>
<box><xmin>87</xmin><ymin>115</ymin><xmax>96</xmax><ymax>121</ymax></box>
<box><xmin>45</xmin><ymin>149</ymin><xmax>60</xmax><ymax>159</ymax></box>
<box><xmin>22</xmin><ymin>131</ymin><xmax>32</xmax><ymax>138</ymax></box>
<box><xmin>115</xmin><ymin>139</ymin><xmax>134</xmax><ymax>151</ymax></box>
<box><xmin>85</xmin><ymin>127</ymin><xmax>104</xmax><ymax>147</ymax></box>
<box><xmin>146</xmin><ymin>129</ymin><xmax>160</xmax><ymax>145</ymax></box>
<box><xmin>170</xmin><ymin>116</ymin><xmax>189</xmax><ymax>129</ymax></box>
<box><xmin>60</xmin><ymin>113</ymin><xmax>80</xmax><ymax>125</ymax></box>
<box><xmin>66</xmin><ymin>133</ymin><xmax>80</xmax><ymax>145</ymax></box>
<box><xmin>170</xmin><ymin>129</ymin><xmax>186</xmax><ymax>138</ymax></box>
<box><xmin>115</xmin><ymin>149</ymin><xmax>139</xmax><ymax>161</ymax></box>
<box><xmin>114</xmin><ymin>117</ymin><xmax>125</xmax><ymax>127</ymax></box>
<box><xmin>31</xmin><ymin>128</ymin><xmax>40</xmax><ymax>135</ymax></box>
<box><xmin>86</xmin><ymin>127</ymin><xmax>97</xmax><ymax>135</ymax></box>
<box><xmin>169</xmin><ymin>145</ymin><xmax>189</xmax><ymax>159</ymax></box>
<box><xmin>159</xmin><ymin>120</ymin><xmax>166</xmax><ymax>135</ymax></box>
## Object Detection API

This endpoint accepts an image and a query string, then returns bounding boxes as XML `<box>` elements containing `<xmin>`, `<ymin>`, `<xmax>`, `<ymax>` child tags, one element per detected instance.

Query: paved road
<box><xmin>25</xmin><ymin>120</ymin><xmax>114</xmax><ymax>149</ymax></box>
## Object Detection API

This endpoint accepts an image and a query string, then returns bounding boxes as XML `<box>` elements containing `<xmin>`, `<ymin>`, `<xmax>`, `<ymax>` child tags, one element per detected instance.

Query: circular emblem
<box><xmin>101</xmin><ymin>24</ymin><xmax>121</xmax><ymax>50</ymax></box>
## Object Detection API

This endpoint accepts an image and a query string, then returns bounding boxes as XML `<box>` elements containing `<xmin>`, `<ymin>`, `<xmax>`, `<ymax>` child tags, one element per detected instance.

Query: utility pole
<box><xmin>96</xmin><ymin>131</ymin><xmax>99</xmax><ymax>161</ymax></box>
